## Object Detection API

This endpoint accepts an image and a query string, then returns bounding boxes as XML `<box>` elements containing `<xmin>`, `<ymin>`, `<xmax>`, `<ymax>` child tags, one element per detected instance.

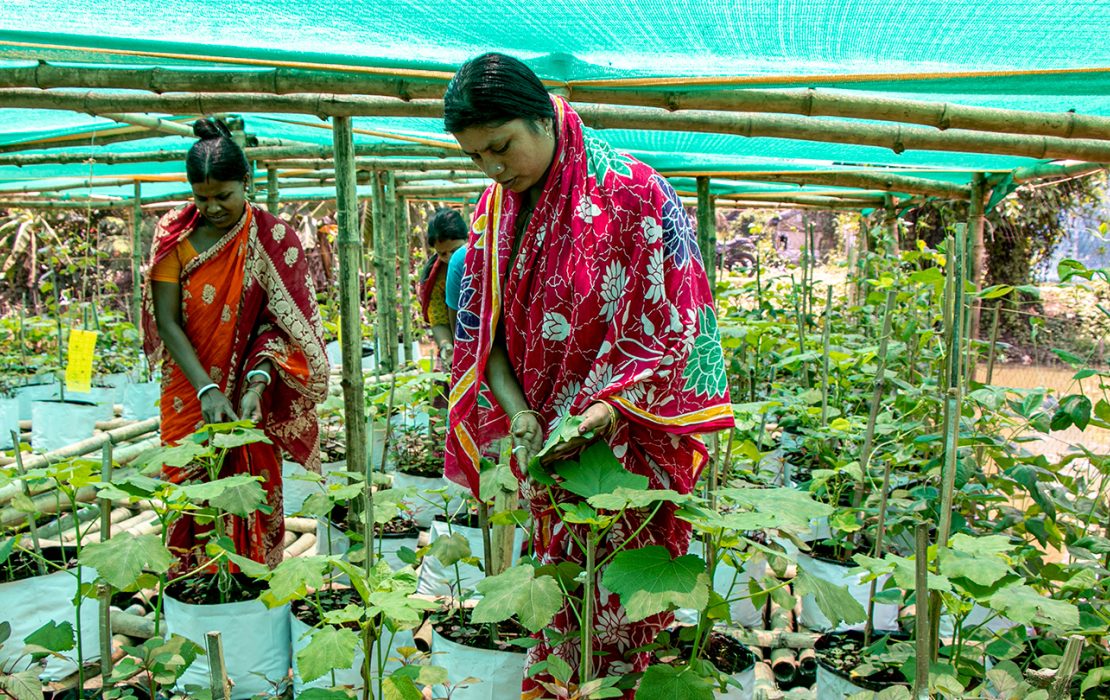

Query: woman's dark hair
<box><xmin>443</xmin><ymin>53</ymin><xmax>554</xmax><ymax>134</ymax></box>
<box><xmin>426</xmin><ymin>208</ymin><xmax>468</xmax><ymax>247</ymax></box>
<box><xmin>186</xmin><ymin>118</ymin><xmax>250</xmax><ymax>184</ymax></box>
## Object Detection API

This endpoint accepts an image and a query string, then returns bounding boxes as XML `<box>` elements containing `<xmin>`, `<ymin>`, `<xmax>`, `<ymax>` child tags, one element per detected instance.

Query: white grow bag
<box><xmin>796</xmin><ymin>553</ymin><xmax>899</xmax><ymax>633</ymax></box>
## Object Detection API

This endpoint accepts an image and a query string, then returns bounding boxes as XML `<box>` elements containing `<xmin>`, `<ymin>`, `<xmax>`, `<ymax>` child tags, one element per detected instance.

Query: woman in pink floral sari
<box><xmin>442</xmin><ymin>54</ymin><xmax>732</xmax><ymax>698</ymax></box>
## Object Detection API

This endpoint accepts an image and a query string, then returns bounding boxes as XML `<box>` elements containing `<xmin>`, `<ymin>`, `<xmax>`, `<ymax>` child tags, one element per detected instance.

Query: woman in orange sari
<box><xmin>143</xmin><ymin>118</ymin><xmax>329</xmax><ymax>569</ymax></box>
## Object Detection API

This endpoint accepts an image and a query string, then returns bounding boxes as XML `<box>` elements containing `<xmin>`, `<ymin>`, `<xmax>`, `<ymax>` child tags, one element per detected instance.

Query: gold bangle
<box><xmin>602</xmin><ymin>401</ymin><xmax>618</xmax><ymax>432</ymax></box>
<box><xmin>509</xmin><ymin>409</ymin><xmax>541</xmax><ymax>429</ymax></box>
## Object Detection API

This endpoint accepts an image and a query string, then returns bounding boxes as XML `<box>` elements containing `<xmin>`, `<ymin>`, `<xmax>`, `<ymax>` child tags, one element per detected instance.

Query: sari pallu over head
<box><xmin>141</xmin><ymin>203</ymin><xmax>330</xmax><ymax>473</ymax></box>
<box><xmin>445</xmin><ymin>97</ymin><xmax>732</xmax><ymax>497</ymax></box>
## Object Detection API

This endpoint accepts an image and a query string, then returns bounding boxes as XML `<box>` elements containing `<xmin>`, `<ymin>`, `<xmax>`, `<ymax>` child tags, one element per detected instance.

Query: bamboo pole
<box><xmin>7</xmin><ymin>64</ymin><xmax>1110</xmax><ymax>140</ymax></box>
<box><xmin>882</xmin><ymin>194</ymin><xmax>899</xmax><ymax>254</ymax></box>
<box><xmin>385</xmin><ymin>172</ymin><xmax>406</xmax><ymax>366</ymax></box>
<box><xmin>98</xmin><ymin>442</ymin><xmax>115</xmax><ymax>688</ymax></box>
<box><xmin>332</xmin><ymin>116</ymin><xmax>369</xmax><ymax>513</ymax></box>
<box><xmin>967</xmin><ymin>174</ymin><xmax>988</xmax><ymax>341</ymax></box>
<box><xmin>397</xmin><ymin>193</ymin><xmax>413</xmax><ymax>366</ymax></box>
<box><xmin>695</xmin><ymin>176</ymin><xmax>717</xmax><ymax>295</ymax></box>
<box><xmin>395</xmin><ymin>184</ymin><xmax>489</xmax><ymax>196</ymax></box>
<box><xmin>205</xmin><ymin>632</ymin><xmax>232</xmax><ymax>700</ymax></box>
<box><xmin>276</xmin><ymin>158</ymin><xmax>475</xmax><ymax>173</ymax></box>
<box><xmin>131</xmin><ymin>182</ymin><xmax>143</xmax><ymax>327</ymax></box>
<box><xmin>1009</xmin><ymin>160</ymin><xmax>1108</xmax><ymax>184</ymax></box>
<box><xmin>10</xmin><ymin>431</ymin><xmax>47</xmax><ymax>575</ymax></box>
<box><xmin>0</xmin><ymin>143</ymin><xmax>451</xmax><ymax>166</ymax></box>
<box><xmin>819</xmin><ymin>286</ymin><xmax>833</xmax><ymax>427</ymax></box>
<box><xmin>851</xmin><ymin>290</ymin><xmax>897</xmax><ymax>510</ymax></box>
<box><xmin>0</xmin><ymin>175</ymin><xmax>153</xmax><ymax>196</ymax></box>
<box><xmin>664</xmin><ymin>168</ymin><xmax>971</xmax><ymax>199</ymax></box>
<box><xmin>5</xmin><ymin>90</ymin><xmax>1110</xmax><ymax>161</ymax></box>
<box><xmin>1048</xmin><ymin>635</ymin><xmax>1086</xmax><ymax>700</ymax></box>
<box><xmin>912</xmin><ymin>524</ymin><xmax>930</xmax><ymax>700</ymax></box>
<box><xmin>265</xmin><ymin>166</ymin><xmax>279</xmax><ymax>213</ymax></box>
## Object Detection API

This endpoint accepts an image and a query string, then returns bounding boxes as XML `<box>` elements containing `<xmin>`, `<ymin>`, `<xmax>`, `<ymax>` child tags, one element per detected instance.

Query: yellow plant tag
<box><xmin>65</xmin><ymin>329</ymin><xmax>99</xmax><ymax>394</ymax></box>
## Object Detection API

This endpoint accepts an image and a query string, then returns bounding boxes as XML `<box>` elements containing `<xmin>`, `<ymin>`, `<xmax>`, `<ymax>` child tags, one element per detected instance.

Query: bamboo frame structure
<box><xmin>4</xmin><ymin>63</ymin><xmax>1109</xmax><ymax>140</ymax></box>
<box><xmin>696</xmin><ymin>176</ymin><xmax>717</xmax><ymax>293</ymax></box>
<box><xmin>4</xmin><ymin>90</ymin><xmax>1110</xmax><ymax>161</ymax></box>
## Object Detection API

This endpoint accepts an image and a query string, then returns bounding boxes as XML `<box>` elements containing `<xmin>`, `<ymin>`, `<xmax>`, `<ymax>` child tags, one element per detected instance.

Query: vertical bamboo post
<box><xmin>130</xmin><ymin>182</ymin><xmax>143</xmax><ymax>328</ymax></box>
<box><xmin>986</xmin><ymin>303</ymin><xmax>1001</xmax><ymax>384</ymax></box>
<box><xmin>370</xmin><ymin>171</ymin><xmax>396</xmax><ymax>372</ymax></box>
<box><xmin>266</xmin><ymin>165</ymin><xmax>279</xmax><ymax>214</ymax></box>
<box><xmin>98</xmin><ymin>442</ymin><xmax>114</xmax><ymax>688</ymax></box>
<box><xmin>332</xmin><ymin>116</ymin><xmax>369</xmax><ymax>518</ymax></box>
<box><xmin>384</xmin><ymin>173</ymin><xmax>406</xmax><ymax>366</ymax></box>
<box><xmin>1048</xmin><ymin>635</ymin><xmax>1086</xmax><ymax>700</ymax></box>
<box><xmin>883</xmin><ymin>194</ymin><xmax>899</xmax><ymax>255</ymax></box>
<box><xmin>696</xmin><ymin>176</ymin><xmax>717</xmax><ymax>297</ymax></box>
<box><xmin>397</xmin><ymin>196</ymin><xmax>414</xmax><ymax>366</ymax></box>
<box><xmin>912</xmin><ymin>524</ymin><xmax>930</xmax><ymax>700</ymax></box>
<box><xmin>205</xmin><ymin>631</ymin><xmax>231</xmax><ymax>700</ymax></box>
<box><xmin>968</xmin><ymin>174</ymin><xmax>987</xmax><ymax>342</ymax></box>
<box><xmin>851</xmin><ymin>290</ymin><xmax>897</xmax><ymax>510</ymax></box>
<box><xmin>819</xmin><ymin>286</ymin><xmax>833</xmax><ymax>427</ymax></box>
<box><xmin>930</xmin><ymin>227</ymin><xmax>967</xmax><ymax>656</ymax></box>
<box><xmin>10</xmin><ymin>431</ymin><xmax>46</xmax><ymax>575</ymax></box>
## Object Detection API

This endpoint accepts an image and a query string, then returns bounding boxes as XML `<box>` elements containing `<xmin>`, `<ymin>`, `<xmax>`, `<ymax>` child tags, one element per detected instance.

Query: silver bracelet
<box><xmin>196</xmin><ymin>383</ymin><xmax>219</xmax><ymax>400</ymax></box>
<box><xmin>246</xmin><ymin>369</ymin><xmax>272</xmax><ymax>385</ymax></box>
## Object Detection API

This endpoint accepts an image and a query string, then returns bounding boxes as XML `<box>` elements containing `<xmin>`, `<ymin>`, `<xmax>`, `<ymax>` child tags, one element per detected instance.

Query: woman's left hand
<box><xmin>239</xmin><ymin>385</ymin><xmax>264</xmax><ymax>425</ymax></box>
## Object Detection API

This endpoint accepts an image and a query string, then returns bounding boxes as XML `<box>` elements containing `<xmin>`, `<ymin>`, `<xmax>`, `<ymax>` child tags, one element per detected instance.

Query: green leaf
<box><xmin>382</xmin><ymin>676</ymin><xmax>423</xmax><ymax>700</ymax></box>
<box><xmin>602</xmin><ymin>546</ymin><xmax>708</xmax><ymax>622</ymax></box>
<box><xmin>977</xmin><ymin>284</ymin><xmax>1014</xmax><ymax>300</ymax></box>
<box><xmin>587</xmin><ymin>487</ymin><xmax>696</xmax><ymax>511</ymax></box>
<box><xmin>79</xmin><ymin>533</ymin><xmax>174</xmax><ymax>590</ymax></box>
<box><xmin>296</xmin><ymin>690</ymin><xmax>356</xmax><ymax>700</ymax></box>
<box><xmin>428</xmin><ymin>531</ymin><xmax>471</xmax><ymax>567</ymax></box>
<box><xmin>267</xmin><ymin>556</ymin><xmax>327</xmax><ymax>604</ymax></box>
<box><xmin>829</xmin><ymin>417</ymin><xmax>851</xmax><ymax>431</ymax></box>
<box><xmin>296</xmin><ymin>625</ymin><xmax>359</xmax><ymax>683</ymax></box>
<box><xmin>988</xmin><ymin>583</ymin><xmax>1078</xmax><ymax>629</ymax></box>
<box><xmin>367</xmin><ymin>590</ymin><xmax>438</xmax><ymax>627</ymax></box>
<box><xmin>473</xmin><ymin>564</ymin><xmax>563</xmax><ymax>632</ymax></box>
<box><xmin>634</xmin><ymin>663</ymin><xmax>715</xmax><ymax>700</ymax></box>
<box><xmin>533</xmin><ymin>414</ymin><xmax>589</xmax><ymax>464</ymax></box>
<box><xmin>23</xmin><ymin>620</ymin><xmax>74</xmax><ymax>655</ymax></box>
<box><xmin>938</xmin><ymin>534</ymin><xmax>1013</xmax><ymax>588</ymax></box>
<box><xmin>1080</xmin><ymin>665</ymin><xmax>1110</xmax><ymax>694</ymax></box>
<box><xmin>211</xmin><ymin>426</ymin><xmax>271</xmax><ymax>449</ymax></box>
<box><xmin>794</xmin><ymin>565</ymin><xmax>866</xmax><ymax>626</ymax></box>
<box><xmin>0</xmin><ymin>670</ymin><xmax>45</xmax><ymax>700</ymax></box>
<box><xmin>208</xmin><ymin>477</ymin><xmax>271</xmax><ymax>517</ymax></box>
<box><xmin>1060</xmin><ymin>394</ymin><xmax>1093</xmax><ymax>430</ymax></box>
<box><xmin>554</xmin><ymin>442</ymin><xmax>648</xmax><ymax>498</ymax></box>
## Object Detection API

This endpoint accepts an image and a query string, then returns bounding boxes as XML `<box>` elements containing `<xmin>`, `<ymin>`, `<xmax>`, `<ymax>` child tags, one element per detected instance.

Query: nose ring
<box><xmin>492</xmin><ymin>163</ymin><xmax>504</xmax><ymax>174</ymax></box>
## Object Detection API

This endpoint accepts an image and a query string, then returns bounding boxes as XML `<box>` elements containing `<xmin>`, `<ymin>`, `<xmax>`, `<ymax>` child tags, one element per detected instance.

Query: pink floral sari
<box><xmin>445</xmin><ymin>98</ymin><xmax>732</xmax><ymax>697</ymax></box>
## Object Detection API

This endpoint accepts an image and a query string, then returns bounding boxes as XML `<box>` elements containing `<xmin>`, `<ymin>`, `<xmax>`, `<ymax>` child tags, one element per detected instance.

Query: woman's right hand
<box><xmin>200</xmin><ymin>389</ymin><xmax>239</xmax><ymax>424</ymax></box>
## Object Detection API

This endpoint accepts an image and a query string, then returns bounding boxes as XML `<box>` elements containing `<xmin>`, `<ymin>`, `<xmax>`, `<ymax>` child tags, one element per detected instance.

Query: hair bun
<box><xmin>192</xmin><ymin>118</ymin><xmax>232</xmax><ymax>141</ymax></box>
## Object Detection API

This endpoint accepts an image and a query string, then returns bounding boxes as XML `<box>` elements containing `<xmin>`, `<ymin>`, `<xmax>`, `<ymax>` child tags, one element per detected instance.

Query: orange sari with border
<box><xmin>142</xmin><ymin>203</ymin><xmax>329</xmax><ymax>568</ymax></box>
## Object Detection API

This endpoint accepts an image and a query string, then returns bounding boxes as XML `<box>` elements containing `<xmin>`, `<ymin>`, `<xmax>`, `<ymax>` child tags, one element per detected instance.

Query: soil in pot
<box><xmin>165</xmin><ymin>572</ymin><xmax>269</xmax><ymax>606</ymax></box>
<box><xmin>815</xmin><ymin>630</ymin><xmax>909</xmax><ymax>693</ymax></box>
<box><xmin>432</xmin><ymin>612</ymin><xmax>529</xmax><ymax>655</ymax></box>
<box><xmin>0</xmin><ymin>545</ymin><xmax>75</xmax><ymax>584</ymax></box>
<box><xmin>292</xmin><ymin>587</ymin><xmax>360</xmax><ymax>627</ymax></box>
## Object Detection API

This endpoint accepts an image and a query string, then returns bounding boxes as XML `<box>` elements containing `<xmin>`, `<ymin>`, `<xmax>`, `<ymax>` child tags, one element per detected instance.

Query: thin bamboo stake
<box><xmin>985</xmin><ymin>303</ymin><xmax>1001</xmax><ymax>384</ymax></box>
<box><xmin>696</xmin><ymin>176</ymin><xmax>717</xmax><ymax>296</ymax></box>
<box><xmin>967</xmin><ymin>174</ymin><xmax>988</xmax><ymax>342</ymax></box>
<box><xmin>851</xmin><ymin>290</ymin><xmax>897</xmax><ymax>510</ymax></box>
<box><xmin>332</xmin><ymin>116</ymin><xmax>369</xmax><ymax>543</ymax></box>
<box><xmin>98</xmin><ymin>442</ymin><xmax>114</xmax><ymax>689</ymax></box>
<box><xmin>397</xmin><ymin>193</ymin><xmax>413</xmax><ymax>365</ymax></box>
<box><xmin>265</xmin><ymin>166</ymin><xmax>279</xmax><ymax>213</ymax></box>
<box><xmin>912</xmin><ymin>524</ymin><xmax>930</xmax><ymax>700</ymax></box>
<box><xmin>385</xmin><ymin>172</ymin><xmax>405</xmax><ymax>366</ymax></box>
<box><xmin>1009</xmin><ymin>160</ymin><xmax>1107</xmax><ymax>184</ymax></box>
<box><xmin>205</xmin><ymin>632</ymin><xmax>232</xmax><ymax>700</ymax></box>
<box><xmin>130</xmin><ymin>182</ymin><xmax>142</xmax><ymax>328</ymax></box>
<box><xmin>820</xmin><ymin>286</ymin><xmax>833</xmax><ymax>427</ymax></box>
<box><xmin>667</xmin><ymin>168</ymin><xmax>970</xmax><ymax>199</ymax></box>
<box><xmin>1048</xmin><ymin>635</ymin><xmax>1085</xmax><ymax>700</ymax></box>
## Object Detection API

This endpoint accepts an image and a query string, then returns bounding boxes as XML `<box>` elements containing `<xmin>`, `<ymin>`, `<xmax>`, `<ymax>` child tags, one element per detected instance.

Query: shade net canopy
<box><xmin>0</xmin><ymin>0</ymin><xmax>1107</xmax><ymax>205</ymax></box>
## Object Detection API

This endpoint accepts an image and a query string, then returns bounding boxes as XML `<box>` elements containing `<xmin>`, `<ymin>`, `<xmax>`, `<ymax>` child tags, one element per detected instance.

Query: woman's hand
<box><xmin>239</xmin><ymin>384</ymin><xmax>264</xmax><ymax>424</ymax></box>
<box><xmin>510</xmin><ymin>410</ymin><xmax>544</xmax><ymax>475</ymax></box>
<box><xmin>542</xmin><ymin>401</ymin><xmax>619</xmax><ymax>464</ymax></box>
<box><xmin>200</xmin><ymin>389</ymin><xmax>239</xmax><ymax>424</ymax></box>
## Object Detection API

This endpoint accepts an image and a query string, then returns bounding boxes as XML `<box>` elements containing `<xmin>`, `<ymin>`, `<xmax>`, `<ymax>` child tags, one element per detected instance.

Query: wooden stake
<box><xmin>1048</xmin><ymin>635</ymin><xmax>1086</xmax><ymax>700</ymax></box>
<box><xmin>851</xmin><ymin>290</ymin><xmax>897</xmax><ymax>510</ymax></box>
<box><xmin>912</xmin><ymin>524</ymin><xmax>930</xmax><ymax>700</ymax></box>
<box><xmin>696</xmin><ymin>176</ymin><xmax>717</xmax><ymax>295</ymax></box>
<box><xmin>205</xmin><ymin>631</ymin><xmax>232</xmax><ymax>700</ymax></box>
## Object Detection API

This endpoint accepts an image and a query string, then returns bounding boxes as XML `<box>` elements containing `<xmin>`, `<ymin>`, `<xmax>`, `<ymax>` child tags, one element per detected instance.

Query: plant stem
<box><xmin>819</xmin><ymin>285</ymin><xmax>833</xmax><ymax>427</ymax></box>
<box><xmin>580</xmin><ymin>534</ymin><xmax>598</xmax><ymax>688</ymax></box>
<box><xmin>10</xmin><ymin>430</ymin><xmax>47</xmax><ymax>575</ymax></box>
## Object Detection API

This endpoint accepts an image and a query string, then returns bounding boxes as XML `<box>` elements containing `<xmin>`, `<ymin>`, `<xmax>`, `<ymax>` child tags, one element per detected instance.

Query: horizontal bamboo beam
<box><xmin>0</xmin><ymin>143</ymin><xmax>452</xmax><ymax>167</ymax></box>
<box><xmin>0</xmin><ymin>175</ymin><xmax>155</xmax><ymax>195</ymax></box>
<box><xmin>679</xmin><ymin>197</ymin><xmax>878</xmax><ymax>211</ymax></box>
<box><xmin>0</xmin><ymin>89</ymin><xmax>441</xmax><ymax>118</ymax></box>
<box><xmin>394</xmin><ymin>170</ymin><xmax>484</xmax><ymax>182</ymax></box>
<box><xmin>396</xmin><ymin>183</ymin><xmax>488</xmax><ymax>196</ymax></box>
<box><xmin>6</xmin><ymin>89</ymin><xmax>1110</xmax><ymax>162</ymax></box>
<box><xmin>5</xmin><ymin>63</ymin><xmax>1108</xmax><ymax>141</ymax></box>
<box><xmin>569</xmin><ymin>86</ymin><xmax>1110</xmax><ymax>141</ymax></box>
<box><xmin>1008</xmin><ymin>160</ymin><xmax>1108</xmax><ymax>184</ymax></box>
<box><xmin>570</xmin><ymin>103</ymin><xmax>1110</xmax><ymax>163</ymax></box>
<box><xmin>662</xmin><ymin>169</ymin><xmax>970</xmax><ymax>199</ymax></box>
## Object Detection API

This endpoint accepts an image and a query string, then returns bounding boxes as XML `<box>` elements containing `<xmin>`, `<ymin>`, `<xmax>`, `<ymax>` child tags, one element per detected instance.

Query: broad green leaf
<box><xmin>428</xmin><ymin>531</ymin><xmax>471</xmax><ymax>567</ymax></box>
<box><xmin>0</xmin><ymin>670</ymin><xmax>44</xmax><ymax>700</ymax></box>
<box><xmin>206</xmin><ymin>544</ymin><xmax>271</xmax><ymax>580</ymax></box>
<box><xmin>208</xmin><ymin>477</ymin><xmax>271</xmax><ymax>517</ymax></box>
<box><xmin>23</xmin><ymin>620</ymin><xmax>74</xmax><ymax>654</ymax></box>
<box><xmin>473</xmin><ymin>564</ymin><xmax>563</xmax><ymax>632</ymax></box>
<box><xmin>555</xmin><ymin>442</ymin><xmax>647</xmax><ymax>498</ymax></box>
<box><xmin>794</xmin><ymin>566</ymin><xmax>866</xmax><ymax>626</ymax></box>
<box><xmin>938</xmin><ymin>534</ymin><xmax>1013</xmax><ymax>588</ymax></box>
<box><xmin>297</xmin><ymin>491</ymin><xmax>335</xmax><ymax>518</ymax></box>
<box><xmin>634</xmin><ymin>663</ymin><xmax>715</xmax><ymax>700</ymax></box>
<box><xmin>1080</xmin><ymin>665</ymin><xmax>1110</xmax><ymax>694</ymax></box>
<box><xmin>382</xmin><ymin>676</ymin><xmax>423</xmax><ymax>700</ymax></box>
<box><xmin>533</xmin><ymin>414</ymin><xmax>588</xmax><ymax>463</ymax></box>
<box><xmin>79</xmin><ymin>533</ymin><xmax>174</xmax><ymax>590</ymax></box>
<box><xmin>977</xmin><ymin>284</ymin><xmax>1014</xmax><ymax>300</ymax></box>
<box><xmin>0</xmin><ymin>537</ymin><xmax>13</xmax><ymax>566</ymax></box>
<box><xmin>602</xmin><ymin>546</ymin><xmax>708</xmax><ymax>622</ymax></box>
<box><xmin>296</xmin><ymin>625</ymin><xmax>359</xmax><ymax>683</ymax></box>
<box><xmin>296</xmin><ymin>690</ymin><xmax>356</xmax><ymax>700</ymax></box>
<box><xmin>367</xmin><ymin>590</ymin><xmax>438</xmax><ymax>627</ymax></box>
<box><xmin>988</xmin><ymin>583</ymin><xmax>1078</xmax><ymax>630</ymax></box>
<box><xmin>267</xmin><ymin>555</ymin><xmax>327</xmax><ymax>603</ymax></box>
<box><xmin>853</xmin><ymin>553</ymin><xmax>951</xmax><ymax>593</ymax></box>
<box><xmin>829</xmin><ymin>417</ymin><xmax>851</xmax><ymax>431</ymax></box>
<box><xmin>211</xmin><ymin>427</ymin><xmax>271</xmax><ymax>449</ymax></box>
<box><xmin>587</xmin><ymin>487</ymin><xmax>696</xmax><ymax>511</ymax></box>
